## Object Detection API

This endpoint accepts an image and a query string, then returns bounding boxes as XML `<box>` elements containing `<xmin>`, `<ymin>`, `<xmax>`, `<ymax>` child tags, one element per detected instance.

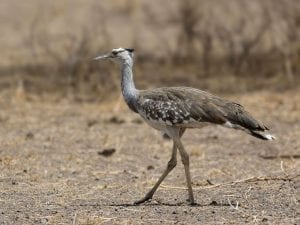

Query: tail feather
<box><xmin>250</xmin><ymin>130</ymin><xmax>275</xmax><ymax>140</ymax></box>
<box><xmin>223</xmin><ymin>102</ymin><xmax>270</xmax><ymax>132</ymax></box>
<box><xmin>222</xmin><ymin>121</ymin><xmax>275</xmax><ymax>141</ymax></box>
<box><xmin>223</xmin><ymin>103</ymin><xmax>275</xmax><ymax>141</ymax></box>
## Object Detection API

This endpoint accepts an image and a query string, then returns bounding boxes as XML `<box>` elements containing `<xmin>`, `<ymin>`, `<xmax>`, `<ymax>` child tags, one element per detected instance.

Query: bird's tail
<box><xmin>250</xmin><ymin>130</ymin><xmax>276</xmax><ymax>141</ymax></box>
<box><xmin>224</xmin><ymin>103</ymin><xmax>275</xmax><ymax>141</ymax></box>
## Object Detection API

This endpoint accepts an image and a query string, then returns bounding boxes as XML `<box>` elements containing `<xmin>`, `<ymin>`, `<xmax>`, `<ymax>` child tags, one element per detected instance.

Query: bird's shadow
<box><xmin>106</xmin><ymin>200</ymin><xmax>231</xmax><ymax>207</ymax></box>
<box><xmin>107</xmin><ymin>202</ymin><xmax>198</xmax><ymax>207</ymax></box>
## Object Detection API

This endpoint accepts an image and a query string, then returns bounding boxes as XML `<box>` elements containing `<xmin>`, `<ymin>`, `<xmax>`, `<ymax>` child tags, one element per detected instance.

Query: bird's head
<box><xmin>93</xmin><ymin>47</ymin><xmax>134</xmax><ymax>64</ymax></box>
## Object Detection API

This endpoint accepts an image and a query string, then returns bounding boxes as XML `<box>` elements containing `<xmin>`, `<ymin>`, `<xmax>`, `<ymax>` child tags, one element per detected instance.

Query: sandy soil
<box><xmin>0</xmin><ymin>89</ymin><xmax>299</xmax><ymax>225</ymax></box>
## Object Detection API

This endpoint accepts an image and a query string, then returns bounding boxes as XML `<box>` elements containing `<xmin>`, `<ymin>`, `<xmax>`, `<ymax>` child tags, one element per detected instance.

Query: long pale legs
<box><xmin>134</xmin><ymin>128</ymin><xmax>191</xmax><ymax>205</ymax></box>
<box><xmin>134</xmin><ymin>142</ymin><xmax>177</xmax><ymax>204</ymax></box>
<box><xmin>174</xmin><ymin>137</ymin><xmax>195</xmax><ymax>204</ymax></box>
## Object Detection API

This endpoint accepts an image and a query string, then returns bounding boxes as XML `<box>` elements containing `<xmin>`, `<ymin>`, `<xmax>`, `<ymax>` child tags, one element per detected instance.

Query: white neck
<box><xmin>120</xmin><ymin>59</ymin><xmax>138</xmax><ymax>112</ymax></box>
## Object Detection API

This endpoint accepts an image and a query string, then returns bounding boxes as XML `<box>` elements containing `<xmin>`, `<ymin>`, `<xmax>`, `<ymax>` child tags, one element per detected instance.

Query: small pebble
<box><xmin>25</xmin><ymin>132</ymin><xmax>34</xmax><ymax>140</ymax></box>
<box><xmin>97</xmin><ymin>148</ymin><xmax>116</xmax><ymax>157</ymax></box>
<box><xmin>147</xmin><ymin>165</ymin><xmax>154</xmax><ymax>170</ymax></box>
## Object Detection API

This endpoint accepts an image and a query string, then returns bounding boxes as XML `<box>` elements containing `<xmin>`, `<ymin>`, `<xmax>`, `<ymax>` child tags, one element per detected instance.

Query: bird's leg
<box><xmin>174</xmin><ymin>138</ymin><xmax>195</xmax><ymax>205</ymax></box>
<box><xmin>134</xmin><ymin>142</ymin><xmax>177</xmax><ymax>205</ymax></box>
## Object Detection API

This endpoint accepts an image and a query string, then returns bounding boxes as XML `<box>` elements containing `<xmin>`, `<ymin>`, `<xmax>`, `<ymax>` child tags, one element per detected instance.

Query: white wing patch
<box><xmin>263</xmin><ymin>133</ymin><xmax>276</xmax><ymax>140</ymax></box>
<box><xmin>223</xmin><ymin>121</ymin><xmax>234</xmax><ymax>128</ymax></box>
<box><xmin>112</xmin><ymin>47</ymin><xmax>125</xmax><ymax>53</ymax></box>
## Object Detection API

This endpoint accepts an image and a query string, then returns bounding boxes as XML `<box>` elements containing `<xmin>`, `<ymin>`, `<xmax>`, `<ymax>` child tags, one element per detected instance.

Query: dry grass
<box><xmin>0</xmin><ymin>88</ymin><xmax>299</xmax><ymax>224</ymax></box>
<box><xmin>0</xmin><ymin>0</ymin><xmax>299</xmax><ymax>99</ymax></box>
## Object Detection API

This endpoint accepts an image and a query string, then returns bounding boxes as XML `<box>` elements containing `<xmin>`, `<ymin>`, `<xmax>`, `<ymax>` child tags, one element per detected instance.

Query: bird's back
<box><xmin>136</xmin><ymin>87</ymin><xmax>269</xmax><ymax>135</ymax></box>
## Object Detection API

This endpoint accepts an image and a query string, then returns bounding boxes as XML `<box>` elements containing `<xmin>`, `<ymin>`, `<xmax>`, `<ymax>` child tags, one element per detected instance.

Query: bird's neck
<box><xmin>120</xmin><ymin>60</ymin><xmax>138</xmax><ymax>112</ymax></box>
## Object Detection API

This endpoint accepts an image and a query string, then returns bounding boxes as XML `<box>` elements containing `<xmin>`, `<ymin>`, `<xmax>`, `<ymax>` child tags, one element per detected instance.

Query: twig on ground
<box><xmin>159</xmin><ymin>174</ymin><xmax>300</xmax><ymax>190</ymax></box>
<box><xmin>72</xmin><ymin>212</ymin><xmax>77</xmax><ymax>225</ymax></box>
<box><xmin>227</xmin><ymin>198</ymin><xmax>239</xmax><ymax>210</ymax></box>
<box><xmin>259</xmin><ymin>154</ymin><xmax>300</xmax><ymax>159</ymax></box>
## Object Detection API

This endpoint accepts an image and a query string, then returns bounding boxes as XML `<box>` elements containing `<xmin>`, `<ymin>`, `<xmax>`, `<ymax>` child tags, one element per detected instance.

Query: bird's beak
<box><xmin>93</xmin><ymin>53</ymin><xmax>112</xmax><ymax>60</ymax></box>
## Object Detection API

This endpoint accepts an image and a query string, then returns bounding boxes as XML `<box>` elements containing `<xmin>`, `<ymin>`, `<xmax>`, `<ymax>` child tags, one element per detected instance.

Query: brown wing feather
<box><xmin>223</xmin><ymin>102</ymin><xmax>268</xmax><ymax>131</ymax></box>
<box><xmin>138</xmin><ymin>87</ymin><xmax>267</xmax><ymax>131</ymax></box>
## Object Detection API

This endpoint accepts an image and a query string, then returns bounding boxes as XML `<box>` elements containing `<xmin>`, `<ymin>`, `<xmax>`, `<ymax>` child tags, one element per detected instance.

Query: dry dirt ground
<box><xmin>0</xmin><ymin>89</ymin><xmax>299</xmax><ymax>225</ymax></box>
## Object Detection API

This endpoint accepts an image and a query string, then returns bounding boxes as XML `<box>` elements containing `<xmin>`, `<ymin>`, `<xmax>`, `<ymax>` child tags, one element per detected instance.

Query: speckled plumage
<box><xmin>95</xmin><ymin>47</ymin><xmax>275</xmax><ymax>205</ymax></box>
<box><xmin>136</xmin><ymin>87</ymin><xmax>269</xmax><ymax>136</ymax></box>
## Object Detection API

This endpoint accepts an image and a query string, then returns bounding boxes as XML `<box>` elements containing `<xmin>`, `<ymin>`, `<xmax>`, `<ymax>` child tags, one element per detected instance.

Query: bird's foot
<box><xmin>134</xmin><ymin>194</ymin><xmax>153</xmax><ymax>205</ymax></box>
<box><xmin>187</xmin><ymin>197</ymin><xmax>196</xmax><ymax>206</ymax></box>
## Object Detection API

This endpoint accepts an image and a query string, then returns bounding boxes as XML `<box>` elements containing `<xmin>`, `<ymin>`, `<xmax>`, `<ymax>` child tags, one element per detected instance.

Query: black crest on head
<box><xmin>125</xmin><ymin>48</ymin><xmax>134</xmax><ymax>53</ymax></box>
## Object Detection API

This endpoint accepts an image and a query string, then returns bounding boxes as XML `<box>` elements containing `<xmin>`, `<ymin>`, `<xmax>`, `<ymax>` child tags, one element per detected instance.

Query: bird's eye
<box><xmin>125</xmin><ymin>48</ymin><xmax>134</xmax><ymax>53</ymax></box>
<box><xmin>112</xmin><ymin>51</ymin><xmax>117</xmax><ymax>55</ymax></box>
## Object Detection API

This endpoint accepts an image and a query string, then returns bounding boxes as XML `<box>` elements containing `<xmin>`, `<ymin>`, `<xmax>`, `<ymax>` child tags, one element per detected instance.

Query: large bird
<box><xmin>94</xmin><ymin>47</ymin><xmax>275</xmax><ymax>205</ymax></box>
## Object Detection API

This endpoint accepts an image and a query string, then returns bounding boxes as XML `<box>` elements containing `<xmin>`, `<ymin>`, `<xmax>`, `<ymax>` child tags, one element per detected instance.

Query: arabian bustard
<box><xmin>94</xmin><ymin>47</ymin><xmax>275</xmax><ymax>205</ymax></box>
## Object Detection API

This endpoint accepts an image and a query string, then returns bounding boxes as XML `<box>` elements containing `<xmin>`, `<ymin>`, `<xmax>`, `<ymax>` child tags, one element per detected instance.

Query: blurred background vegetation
<box><xmin>0</xmin><ymin>0</ymin><xmax>299</xmax><ymax>102</ymax></box>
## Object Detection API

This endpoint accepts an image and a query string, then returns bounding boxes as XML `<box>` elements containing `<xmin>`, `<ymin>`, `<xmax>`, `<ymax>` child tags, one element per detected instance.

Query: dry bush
<box><xmin>3</xmin><ymin>1</ymin><xmax>120</xmax><ymax>100</ymax></box>
<box><xmin>169</xmin><ymin>0</ymin><xmax>300</xmax><ymax>78</ymax></box>
<box><xmin>0</xmin><ymin>0</ymin><xmax>299</xmax><ymax>100</ymax></box>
